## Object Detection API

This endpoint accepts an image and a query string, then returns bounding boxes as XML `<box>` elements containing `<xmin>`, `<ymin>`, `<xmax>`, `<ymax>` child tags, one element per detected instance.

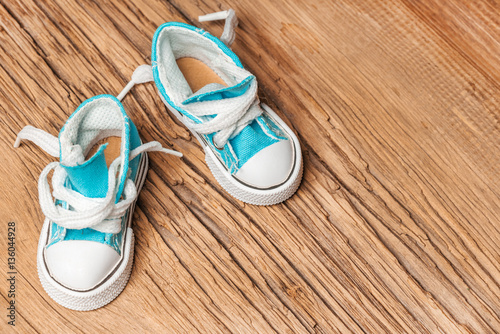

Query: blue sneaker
<box><xmin>134</xmin><ymin>10</ymin><xmax>303</xmax><ymax>205</ymax></box>
<box><xmin>14</xmin><ymin>95</ymin><xmax>181</xmax><ymax>310</ymax></box>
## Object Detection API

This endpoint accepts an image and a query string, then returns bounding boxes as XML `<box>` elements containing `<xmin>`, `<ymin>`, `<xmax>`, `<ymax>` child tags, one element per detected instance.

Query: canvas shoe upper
<box><xmin>14</xmin><ymin>94</ymin><xmax>181</xmax><ymax>310</ymax></box>
<box><xmin>145</xmin><ymin>10</ymin><xmax>303</xmax><ymax>205</ymax></box>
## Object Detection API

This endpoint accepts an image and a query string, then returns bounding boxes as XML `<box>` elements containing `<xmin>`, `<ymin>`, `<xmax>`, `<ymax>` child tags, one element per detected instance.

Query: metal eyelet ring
<box><xmin>211</xmin><ymin>136</ymin><xmax>225</xmax><ymax>150</ymax></box>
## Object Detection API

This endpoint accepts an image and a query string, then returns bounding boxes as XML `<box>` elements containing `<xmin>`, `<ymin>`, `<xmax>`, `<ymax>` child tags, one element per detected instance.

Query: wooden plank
<box><xmin>0</xmin><ymin>0</ymin><xmax>499</xmax><ymax>333</ymax></box>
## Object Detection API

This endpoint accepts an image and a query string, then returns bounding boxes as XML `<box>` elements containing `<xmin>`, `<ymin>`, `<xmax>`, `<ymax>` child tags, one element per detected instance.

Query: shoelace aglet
<box><xmin>199</xmin><ymin>10</ymin><xmax>229</xmax><ymax>22</ymax></box>
<box><xmin>13</xmin><ymin>125</ymin><xmax>32</xmax><ymax>148</ymax></box>
<box><xmin>117</xmin><ymin>81</ymin><xmax>135</xmax><ymax>101</ymax></box>
<box><xmin>13</xmin><ymin>136</ymin><xmax>22</xmax><ymax>148</ymax></box>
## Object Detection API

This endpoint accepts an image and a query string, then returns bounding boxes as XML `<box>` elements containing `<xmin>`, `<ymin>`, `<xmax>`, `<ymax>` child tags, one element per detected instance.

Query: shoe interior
<box><xmin>86</xmin><ymin>136</ymin><xmax>122</xmax><ymax>167</ymax></box>
<box><xmin>155</xmin><ymin>25</ymin><xmax>251</xmax><ymax>102</ymax></box>
<box><xmin>59</xmin><ymin>97</ymin><xmax>126</xmax><ymax>167</ymax></box>
<box><xmin>176</xmin><ymin>57</ymin><xmax>227</xmax><ymax>93</ymax></box>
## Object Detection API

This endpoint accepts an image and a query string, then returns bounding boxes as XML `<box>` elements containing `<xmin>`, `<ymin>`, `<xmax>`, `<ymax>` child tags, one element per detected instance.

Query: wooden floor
<box><xmin>1</xmin><ymin>0</ymin><xmax>499</xmax><ymax>333</ymax></box>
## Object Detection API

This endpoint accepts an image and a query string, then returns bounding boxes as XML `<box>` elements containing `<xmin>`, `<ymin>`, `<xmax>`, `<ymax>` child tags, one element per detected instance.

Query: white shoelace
<box><xmin>119</xmin><ymin>65</ymin><xmax>262</xmax><ymax>149</ymax></box>
<box><xmin>14</xmin><ymin>126</ymin><xmax>182</xmax><ymax>234</ymax></box>
<box><xmin>182</xmin><ymin>78</ymin><xmax>262</xmax><ymax>148</ymax></box>
<box><xmin>193</xmin><ymin>9</ymin><xmax>261</xmax><ymax>148</ymax></box>
<box><xmin>199</xmin><ymin>9</ymin><xmax>238</xmax><ymax>47</ymax></box>
<box><xmin>117</xmin><ymin>9</ymin><xmax>259</xmax><ymax>149</ymax></box>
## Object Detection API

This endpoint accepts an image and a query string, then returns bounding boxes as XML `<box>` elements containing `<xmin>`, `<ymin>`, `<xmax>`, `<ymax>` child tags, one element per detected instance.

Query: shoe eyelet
<box><xmin>211</xmin><ymin>137</ymin><xmax>225</xmax><ymax>150</ymax></box>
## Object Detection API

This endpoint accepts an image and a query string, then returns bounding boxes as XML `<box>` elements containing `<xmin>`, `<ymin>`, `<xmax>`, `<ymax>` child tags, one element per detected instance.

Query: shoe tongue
<box><xmin>182</xmin><ymin>75</ymin><xmax>254</xmax><ymax>105</ymax></box>
<box><xmin>61</xmin><ymin>144</ymin><xmax>109</xmax><ymax>199</ymax></box>
<box><xmin>192</xmin><ymin>83</ymin><xmax>226</xmax><ymax>96</ymax></box>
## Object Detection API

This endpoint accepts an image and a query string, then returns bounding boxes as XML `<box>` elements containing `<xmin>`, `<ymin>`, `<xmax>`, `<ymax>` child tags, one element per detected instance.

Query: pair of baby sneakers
<box><xmin>14</xmin><ymin>10</ymin><xmax>302</xmax><ymax>311</ymax></box>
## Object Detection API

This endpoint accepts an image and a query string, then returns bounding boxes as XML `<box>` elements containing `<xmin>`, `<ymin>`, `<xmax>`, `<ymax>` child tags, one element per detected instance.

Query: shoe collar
<box><xmin>58</xmin><ymin>95</ymin><xmax>131</xmax><ymax>201</ymax></box>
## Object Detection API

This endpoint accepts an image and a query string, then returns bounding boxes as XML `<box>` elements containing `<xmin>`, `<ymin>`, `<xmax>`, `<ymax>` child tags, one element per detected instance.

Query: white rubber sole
<box><xmin>160</xmin><ymin>96</ymin><xmax>303</xmax><ymax>205</ymax></box>
<box><xmin>37</xmin><ymin>153</ymin><xmax>149</xmax><ymax>311</ymax></box>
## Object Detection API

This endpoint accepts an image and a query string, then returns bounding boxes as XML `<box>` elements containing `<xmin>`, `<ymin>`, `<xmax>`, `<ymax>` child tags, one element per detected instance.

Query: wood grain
<box><xmin>0</xmin><ymin>0</ymin><xmax>499</xmax><ymax>333</ymax></box>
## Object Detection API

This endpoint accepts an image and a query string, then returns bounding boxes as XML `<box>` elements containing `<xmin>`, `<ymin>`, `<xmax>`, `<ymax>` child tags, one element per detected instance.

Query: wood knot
<box><xmin>286</xmin><ymin>285</ymin><xmax>302</xmax><ymax>298</ymax></box>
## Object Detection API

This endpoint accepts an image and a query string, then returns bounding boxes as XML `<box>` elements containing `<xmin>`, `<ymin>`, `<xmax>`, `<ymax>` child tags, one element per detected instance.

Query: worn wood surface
<box><xmin>0</xmin><ymin>0</ymin><xmax>499</xmax><ymax>333</ymax></box>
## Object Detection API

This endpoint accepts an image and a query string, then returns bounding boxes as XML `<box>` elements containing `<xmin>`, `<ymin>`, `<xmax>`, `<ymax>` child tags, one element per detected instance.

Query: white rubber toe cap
<box><xmin>45</xmin><ymin>240</ymin><xmax>120</xmax><ymax>291</ymax></box>
<box><xmin>234</xmin><ymin>139</ymin><xmax>294</xmax><ymax>189</ymax></box>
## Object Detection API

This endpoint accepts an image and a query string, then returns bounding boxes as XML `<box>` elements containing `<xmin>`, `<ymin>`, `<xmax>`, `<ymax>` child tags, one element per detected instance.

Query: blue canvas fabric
<box><xmin>182</xmin><ymin>75</ymin><xmax>254</xmax><ymax>105</ymax></box>
<box><xmin>62</xmin><ymin>144</ymin><xmax>109</xmax><ymax>198</ymax></box>
<box><xmin>152</xmin><ymin>23</ymin><xmax>291</xmax><ymax>174</ymax></box>
<box><xmin>152</xmin><ymin>22</ymin><xmax>242</xmax><ymax>125</ymax></box>
<box><xmin>47</xmin><ymin>95</ymin><xmax>142</xmax><ymax>255</ymax></box>
<box><xmin>183</xmin><ymin>80</ymin><xmax>289</xmax><ymax>171</ymax></box>
<box><xmin>229</xmin><ymin>118</ymin><xmax>280</xmax><ymax>168</ymax></box>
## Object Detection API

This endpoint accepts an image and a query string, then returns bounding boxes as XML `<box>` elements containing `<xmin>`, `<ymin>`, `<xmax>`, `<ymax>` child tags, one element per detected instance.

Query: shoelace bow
<box><xmin>182</xmin><ymin>78</ymin><xmax>262</xmax><ymax>149</ymax></box>
<box><xmin>189</xmin><ymin>9</ymin><xmax>261</xmax><ymax>148</ymax></box>
<box><xmin>14</xmin><ymin>125</ymin><xmax>182</xmax><ymax>234</ymax></box>
<box><xmin>118</xmin><ymin>9</ymin><xmax>261</xmax><ymax>149</ymax></box>
<box><xmin>121</xmin><ymin>65</ymin><xmax>262</xmax><ymax>149</ymax></box>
